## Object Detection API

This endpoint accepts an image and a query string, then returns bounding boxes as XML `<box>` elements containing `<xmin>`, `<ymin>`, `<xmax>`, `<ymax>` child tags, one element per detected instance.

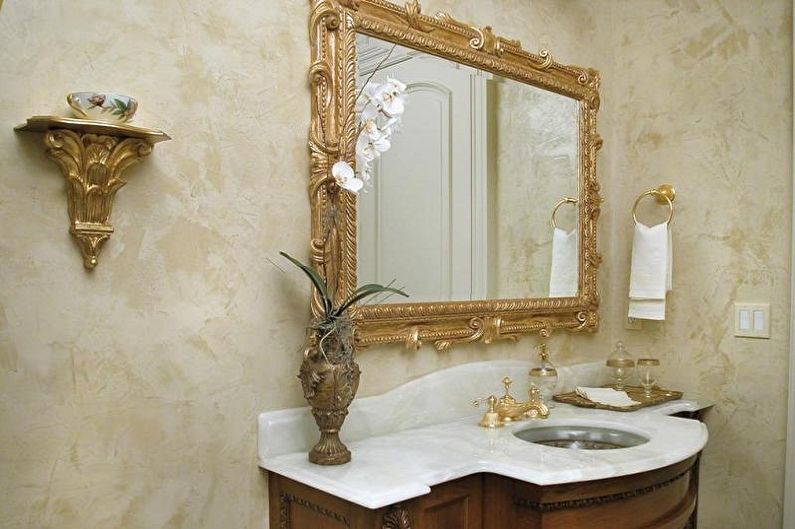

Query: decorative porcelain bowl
<box><xmin>67</xmin><ymin>92</ymin><xmax>138</xmax><ymax>123</ymax></box>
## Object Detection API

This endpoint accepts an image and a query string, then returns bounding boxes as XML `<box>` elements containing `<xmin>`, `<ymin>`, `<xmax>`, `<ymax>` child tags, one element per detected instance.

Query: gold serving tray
<box><xmin>553</xmin><ymin>385</ymin><xmax>683</xmax><ymax>412</ymax></box>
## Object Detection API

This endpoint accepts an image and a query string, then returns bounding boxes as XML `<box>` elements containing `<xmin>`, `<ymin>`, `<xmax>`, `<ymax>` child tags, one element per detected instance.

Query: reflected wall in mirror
<box><xmin>356</xmin><ymin>36</ymin><xmax>579</xmax><ymax>303</ymax></box>
<box><xmin>307</xmin><ymin>0</ymin><xmax>602</xmax><ymax>350</ymax></box>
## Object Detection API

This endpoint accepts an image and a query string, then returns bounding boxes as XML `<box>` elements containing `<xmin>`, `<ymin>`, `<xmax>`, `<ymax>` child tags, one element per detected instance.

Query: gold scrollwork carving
<box><xmin>538</xmin><ymin>48</ymin><xmax>553</xmax><ymax>69</ymax></box>
<box><xmin>404</xmin><ymin>0</ymin><xmax>432</xmax><ymax>32</ymax></box>
<box><xmin>468</xmin><ymin>25</ymin><xmax>521</xmax><ymax>57</ymax></box>
<box><xmin>435</xmin><ymin>317</ymin><xmax>522</xmax><ymax>351</ymax></box>
<box><xmin>43</xmin><ymin>129</ymin><xmax>153</xmax><ymax>269</ymax></box>
<box><xmin>308</xmin><ymin>0</ymin><xmax>602</xmax><ymax>349</ymax></box>
<box><xmin>16</xmin><ymin>116</ymin><xmax>169</xmax><ymax>270</ymax></box>
<box><xmin>405</xmin><ymin>327</ymin><xmax>422</xmax><ymax>350</ymax></box>
<box><xmin>382</xmin><ymin>504</ymin><xmax>412</xmax><ymax>529</ymax></box>
<box><xmin>432</xmin><ymin>12</ymin><xmax>521</xmax><ymax>57</ymax></box>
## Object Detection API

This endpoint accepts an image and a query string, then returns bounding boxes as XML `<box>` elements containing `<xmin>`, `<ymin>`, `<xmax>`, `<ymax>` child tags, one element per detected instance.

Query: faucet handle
<box><xmin>478</xmin><ymin>395</ymin><xmax>503</xmax><ymax>428</ymax></box>
<box><xmin>472</xmin><ymin>395</ymin><xmax>495</xmax><ymax>407</ymax></box>
<box><xmin>500</xmin><ymin>376</ymin><xmax>516</xmax><ymax>405</ymax></box>
<box><xmin>526</xmin><ymin>385</ymin><xmax>550</xmax><ymax>419</ymax></box>
<box><xmin>502</xmin><ymin>376</ymin><xmax>513</xmax><ymax>393</ymax></box>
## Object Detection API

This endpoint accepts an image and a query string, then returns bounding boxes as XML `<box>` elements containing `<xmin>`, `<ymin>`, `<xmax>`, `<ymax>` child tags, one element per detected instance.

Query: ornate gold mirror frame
<box><xmin>308</xmin><ymin>0</ymin><xmax>602</xmax><ymax>351</ymax></box>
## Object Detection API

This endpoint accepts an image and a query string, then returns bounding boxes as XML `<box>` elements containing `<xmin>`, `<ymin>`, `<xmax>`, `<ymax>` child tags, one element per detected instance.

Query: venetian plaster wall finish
<box><xmin>588</xmin><ymin>2</ymin><xmax>792</xmax><ymax>528</ymax></box>
<box><xmin>0</xmin><ymin>2</ymin><xmax>311</xmax><ymax>528</ymax></box>
<box><xmin>492</xmin><ymin>81</ymin><xmax>579</xmax><ymax>298</ymax></box>
<box><xmin>0</xmin><ymin>1</ymin><xmax>791</xmax><ymax>529</ymax></box>
<box><xmin>0</xmin><ymin>2</ymin><xmax>608</xmax><ymax>529</ymax></box>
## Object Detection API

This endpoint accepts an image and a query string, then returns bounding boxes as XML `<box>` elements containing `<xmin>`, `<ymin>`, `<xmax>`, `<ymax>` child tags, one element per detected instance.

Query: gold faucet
<box><xmin>476</xmin><ymin>376</ymin><xmax>549</xmax><ymax>428</ymax></box>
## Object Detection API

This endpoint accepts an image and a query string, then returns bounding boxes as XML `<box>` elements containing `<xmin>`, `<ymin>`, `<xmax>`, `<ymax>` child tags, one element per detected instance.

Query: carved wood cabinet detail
<box><xmin>268</xmin><ymin>455</ymin><xmax>700</xmax><ymax>529</ymax></box>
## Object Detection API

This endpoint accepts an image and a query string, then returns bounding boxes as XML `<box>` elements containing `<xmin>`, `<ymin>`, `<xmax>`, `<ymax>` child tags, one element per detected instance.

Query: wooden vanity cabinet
<box><xmin>269</xmin><ymin>454</ymin><xmax>699</xmax><ymax>529</ymax></box>
<box><xmin>483</xmin><ymin>456</ymin><xmax>699</xmax><ymax>529</ymax></box>
<box><xmin>269</xmin><ymin>474</ymin><xmax>483</xmax><ymax>529</ymax></box>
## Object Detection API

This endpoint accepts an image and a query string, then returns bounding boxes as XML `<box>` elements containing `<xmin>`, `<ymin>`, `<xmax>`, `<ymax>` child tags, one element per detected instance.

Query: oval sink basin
<box><xmin>514</xmin><ymin>425</ymin><xmax>649</xmax><ymax>450</ymax></box>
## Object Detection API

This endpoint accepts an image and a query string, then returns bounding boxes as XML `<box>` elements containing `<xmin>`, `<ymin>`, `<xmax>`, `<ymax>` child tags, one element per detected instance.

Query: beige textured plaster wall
<box><xmin>492</xmin><ymin>80</ymin><xmax>579</xmax><ymax>299</ymax></box>
<box><xmin>0</xmin><ymin>1</ymin><xmax>790</xmax><ymax>528</ymax></box>
<box><xmin>0</xmin><ymin>1</ymin><xmax>608</xmax><ymax>529</ymax></box>
<box><xmin>585</xmin><ymin>1</ymin><xmax>793</xmax><ymax>527</ymax></box>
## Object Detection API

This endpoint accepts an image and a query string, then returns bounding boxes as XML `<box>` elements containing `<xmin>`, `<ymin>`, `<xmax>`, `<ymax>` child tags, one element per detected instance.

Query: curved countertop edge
<box><xmin>259</xmin><ymin>407</ymin><xmax>709</xmax><ymax>510</ymax></box>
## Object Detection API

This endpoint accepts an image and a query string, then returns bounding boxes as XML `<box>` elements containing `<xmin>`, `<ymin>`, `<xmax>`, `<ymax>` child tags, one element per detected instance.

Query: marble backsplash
<box><xmin>259</xmin><ymin>360</ymin><xmax>610</xmax><ymax>459</ymax></box>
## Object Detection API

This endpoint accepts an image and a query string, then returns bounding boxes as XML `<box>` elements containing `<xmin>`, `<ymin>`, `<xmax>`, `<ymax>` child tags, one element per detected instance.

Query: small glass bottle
<box><xmin>606</xmin><ymin>341</ymin><xmax>635</xmax><ymax>391</ymax></box>
<box><xmin>529</xmin><ymin>342</ymin><xmax>558</xmax><ymax>405</ymax></box>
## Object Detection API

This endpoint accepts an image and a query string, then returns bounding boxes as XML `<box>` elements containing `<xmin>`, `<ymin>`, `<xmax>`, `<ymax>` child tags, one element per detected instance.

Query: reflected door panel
<box><xmin>356</xmin><ymin>36</ymin><xmax>579</xmax><ymax>303</ymax></box>
<box><xmin>357</xmin><ymin>38</ymin><xmax>488</xmax><ymax>302</ymax></box>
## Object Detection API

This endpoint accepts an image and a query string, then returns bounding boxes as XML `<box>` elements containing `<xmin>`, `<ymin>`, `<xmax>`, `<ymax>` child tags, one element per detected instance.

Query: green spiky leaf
<box><xmin>334</xmin><ymin>285</ymin><xmax>408</xmax><ymax>316</ymax></box>
<box><xmin>280</xmin><ymin>251</ymin><xmax>333</xmax><ymax>317</ymax></box>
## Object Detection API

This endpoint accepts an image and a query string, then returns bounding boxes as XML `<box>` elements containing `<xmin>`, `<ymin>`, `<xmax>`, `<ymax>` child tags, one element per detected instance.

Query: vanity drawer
<box><xmin>484</xmin><ymin>455</ymin><xmax>699</xmax><ymax>529</ymax></box>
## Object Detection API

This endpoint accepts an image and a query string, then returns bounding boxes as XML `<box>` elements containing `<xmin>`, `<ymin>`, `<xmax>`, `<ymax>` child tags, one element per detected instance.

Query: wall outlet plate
<box><xmin>734</xmin><ymin>302</ymin><xmax>770</xmax><ymax>339</ymax></box>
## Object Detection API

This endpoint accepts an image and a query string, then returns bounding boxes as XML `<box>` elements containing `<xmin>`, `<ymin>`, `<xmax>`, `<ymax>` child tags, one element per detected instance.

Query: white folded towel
<box><xmin>576</xmin><ymin>387</ymin><xmax>641</xmax><ymax>408</ymax></box>
<box><xmin>628</xmin><ymin>222</ymin><xmax>672</xmax><ymax>320</ymax></box>
<box><xmin>549</xmin><ymin>228</ymin><xmax>578</xmax><ymax>297</ymax></box>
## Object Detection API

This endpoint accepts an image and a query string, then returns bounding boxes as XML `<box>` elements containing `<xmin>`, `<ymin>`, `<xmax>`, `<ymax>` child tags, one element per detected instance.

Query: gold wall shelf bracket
<box><xmin>15</xmin><ymin>116</ymin><xmax>171</xmax><ymax>270</ymax></box>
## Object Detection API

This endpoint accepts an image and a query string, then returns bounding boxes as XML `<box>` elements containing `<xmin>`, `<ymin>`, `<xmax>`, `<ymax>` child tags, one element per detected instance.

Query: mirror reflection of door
<box><xmin>357</xmin><ymin>36</ymin><xmax>490</xmax><ymax>303</ymax></box>
<box><xmin>355</xmin><ymin>36</ymin><xmax>580</xmax><ymax>303</ymax></box>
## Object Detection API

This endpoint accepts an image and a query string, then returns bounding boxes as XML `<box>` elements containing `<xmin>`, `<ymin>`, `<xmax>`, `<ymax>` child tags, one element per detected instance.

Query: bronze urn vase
<box><xmin>279</xmin><ymin>251</ymin><xmax>406</xmax><ymax>466</ymax></box>
<box><xmin>298</xmin><ymin>330</ymin><xmax>361</xmax><ymax>465</ymax></box>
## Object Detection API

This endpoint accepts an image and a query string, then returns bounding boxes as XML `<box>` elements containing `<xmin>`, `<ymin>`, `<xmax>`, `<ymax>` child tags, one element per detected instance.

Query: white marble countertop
<box><xmin>257</xmin><ymin>360</ymin><xmax>710</xmax><ymax>510</ymax></box>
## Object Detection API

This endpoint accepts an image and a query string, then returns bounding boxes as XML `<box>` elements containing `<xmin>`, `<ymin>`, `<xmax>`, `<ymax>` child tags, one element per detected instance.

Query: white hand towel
<box><xmin>576</xmin><ymin>387</ymin><xmax>641</xmax><ymax>407</ymax></box>
<box><xmin>549</xmin><ymin>228</ymin><xmax>578</xmax><ymax>297</ymax></box>
<box><xmin>628</xmin><ymin>222</ymin><xmax>672</xmax><ymax>320</ymax></box>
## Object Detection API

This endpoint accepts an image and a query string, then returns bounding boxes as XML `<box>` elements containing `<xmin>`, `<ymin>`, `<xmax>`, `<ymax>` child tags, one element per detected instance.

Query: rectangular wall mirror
<box><xmin>308</xmin><ymin>0</ymin><xmax>602</xmax><ymax>351</ymax></box>
<box><xmin>356</xmin><ymin>36</ymin><xmax>580</xmax><ymax>303</ymax></box>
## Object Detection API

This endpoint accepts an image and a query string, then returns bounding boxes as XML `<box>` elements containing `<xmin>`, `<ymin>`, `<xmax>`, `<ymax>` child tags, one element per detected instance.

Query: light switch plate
<box><xmin>734</xmin><ymin>302</ymin><xmax>770</xmax><ymax>339</ymax></box>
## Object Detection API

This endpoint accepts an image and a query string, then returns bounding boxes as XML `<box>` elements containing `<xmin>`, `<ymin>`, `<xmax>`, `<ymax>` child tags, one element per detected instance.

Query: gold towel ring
<box><xmin>632</xmin><ymin>184</ymin><xmax>676</xmax><ymax>225</ymax></box>
<box><xmin>551</xmin><ymin>196</ymin><xmax>578</xmax><ymax>229</ymax></box>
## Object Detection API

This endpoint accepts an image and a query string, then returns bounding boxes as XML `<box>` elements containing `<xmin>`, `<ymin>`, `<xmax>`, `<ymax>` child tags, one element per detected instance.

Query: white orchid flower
<box><xmin>362</xmin><ymin>119</ymin><xmax>380</xmax><ymax>140</ymax></box>
<box><xmin>385</xmin><ymin>77</ymin><xmax>407</xmax><ymax>93</ymax></box>
<box><xmin>380</xmin><ymin>116</ymin><xmax>401</xmax><ymax>136</ymax></box>
<box><xmin>357</xmin><ymin>128</ymin><xmax>390</xmax><ymax>158</ymax></box>
<box><xmin>357</xmin><ymin>132</ymin><xmax>377</xmax><ymax>161</ymax></box>
<box><xmin>360</xmin><ymin>84</ymin><xmax>385</xmax><ymax>115</ymax></box>
<box><xmin>331</xmin><ymin>160</ymin><xmax>364</xmax><ymax>194</ymax></box>
<box><xmin>360</xmin><ymin>101</ymin><xmax>380</xmax><ymax>121</ymax></box>
<box><xmin>363</xmin><ymin>81</ymin><xmax>385</xmax><ymax>102</ymax></box>
<box><xmin>379</xmin><ymin>77</ymin><xmax>407</xmax><ymax>117</ymax></box>
<box><xmin>357</xmin><ymin>142</ymin><xmax>377</xmax><ymax>164</ymax></box>
<box><xmin>359</xmin><ymin>167</ymin><xmax>372</xmax><ymax>186</ymax></box>
<box><xmin>381</xmin><ymin>92</ymin><xmax>405</xmax><ymax>117</ymax></box>
<box><xmin>349</xmin><ymin>76</ymin><xmax>407</xmax><ymax>188</ymax></box>
<box><xmin>356</xmin><ymin>149</ymin><xmax>370</xmax><ymax>169</ymax></box>
<box><xmin>372</xmin><ymin>133</ymin><xmax>391</xmax><ymax>153</ymax></box>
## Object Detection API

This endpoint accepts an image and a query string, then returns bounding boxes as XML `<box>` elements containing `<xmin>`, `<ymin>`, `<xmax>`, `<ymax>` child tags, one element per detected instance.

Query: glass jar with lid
<box><xmin>606</xmin><ymin>341</ymin><xmax>635</xmax><ymax>390</ymax></box>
